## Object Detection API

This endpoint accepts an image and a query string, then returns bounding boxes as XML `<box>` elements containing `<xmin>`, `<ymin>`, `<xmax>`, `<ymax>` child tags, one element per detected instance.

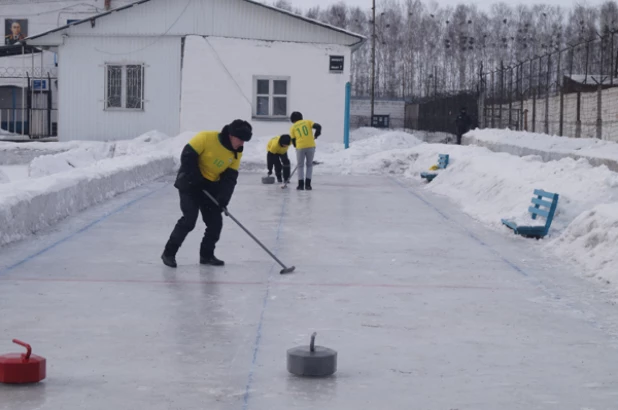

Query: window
<box><xmin>253</xmin><ymin>76</ymin><xmax>289</xmax><ymax>119</ymax></box>
<box><xmin>105</xmin><ymin>63</ymin><xmax>144</xmax><ymax>110</ymax></box>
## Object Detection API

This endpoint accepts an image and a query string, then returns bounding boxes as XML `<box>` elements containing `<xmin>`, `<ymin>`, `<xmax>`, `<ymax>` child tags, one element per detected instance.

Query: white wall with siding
<box><xmin>58</xmin><ymin>36</ymin><xmax>181</xmax><ymax>141</ymax></box>
<box><xmin>28</xmin><ymin>0</ymin><xmax>363</xmax><ymax>47</ymax></box>
<box><xmin>180</xmin><ymin>36</ymin><xmax>351</xmax><ymax>144</ymax></box>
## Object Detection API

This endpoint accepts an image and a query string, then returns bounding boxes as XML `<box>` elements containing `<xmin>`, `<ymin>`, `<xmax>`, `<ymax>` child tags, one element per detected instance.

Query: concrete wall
<box><xmin>350</xmin><ymin>98</ymin><xmax>406</xmax><ymax>129</ymax></box>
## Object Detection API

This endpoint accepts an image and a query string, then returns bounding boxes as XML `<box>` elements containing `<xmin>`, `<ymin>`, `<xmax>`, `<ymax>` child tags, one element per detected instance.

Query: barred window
<box><xmin>105</xmin><ymin>64</ymin><xmax>144</xmax><ymax>110</ymax></box>
<box><xmin>253</xmin><ymin>76</ymin><xmax>289</xmax><ymax>119</ymax></box>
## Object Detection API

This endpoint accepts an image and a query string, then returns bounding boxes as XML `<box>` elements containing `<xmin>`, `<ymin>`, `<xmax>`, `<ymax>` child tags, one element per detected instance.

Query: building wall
<box><xmin>58</xmin><ymin>36</ymin><xmax>181</xmax><ymax>141</ymax></box>
<box><xmin>0</xmin><ymin>1</ymin><xmax>135</xmax><ymax>72</ymax></box>
<box><xmin>180</xmin><ymin>36</ymin><xmax>351</xmax><ymax>144</ymax></box>
<box><xmin>349</xmin><ymin>98</ymin><xmax>406</xmax><ymax>129</ymax></box>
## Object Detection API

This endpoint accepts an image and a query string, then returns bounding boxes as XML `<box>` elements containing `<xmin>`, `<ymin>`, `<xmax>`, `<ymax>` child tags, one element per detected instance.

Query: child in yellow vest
<box><xmin>289</xmin><ymin>111</ymin><xmax>322</xmax><ymax>190</ymax></box>
<box><xmin>266</xmin><ymin>134</ymin><xmax>292</xmax><ymax>183</ymax></box>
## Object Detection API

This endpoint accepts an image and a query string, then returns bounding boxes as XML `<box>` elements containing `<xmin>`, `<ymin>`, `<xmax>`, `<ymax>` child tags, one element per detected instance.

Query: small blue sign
<box><xmin>32</xmin><ymin>79</ymin><xmax>47</xmax><ymax>90</ymax></box>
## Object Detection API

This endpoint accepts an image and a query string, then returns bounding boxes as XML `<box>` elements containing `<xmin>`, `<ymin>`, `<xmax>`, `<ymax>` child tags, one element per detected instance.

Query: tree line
<box><xmin>269</xmin><ymin>0</ymin><xmax>618</xmax><ymax>100</ymax></box>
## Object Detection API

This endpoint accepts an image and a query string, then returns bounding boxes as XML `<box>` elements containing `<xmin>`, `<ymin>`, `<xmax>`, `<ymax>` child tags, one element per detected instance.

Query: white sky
<box><xmin>285</xmin><ymin>0</ymin><xmax>609</xmax><ymax>12</ymax></box>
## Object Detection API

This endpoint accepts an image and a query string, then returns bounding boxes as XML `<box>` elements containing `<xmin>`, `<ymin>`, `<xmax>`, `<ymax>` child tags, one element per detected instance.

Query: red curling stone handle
<box><xmin>12</xmin><ymin>339</ymin><xmax>32</xmax><ymax>360</ymax></box>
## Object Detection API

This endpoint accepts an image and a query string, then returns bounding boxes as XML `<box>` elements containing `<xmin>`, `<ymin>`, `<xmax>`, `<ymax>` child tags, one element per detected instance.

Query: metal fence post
<box><xmin>491</xmin><ymin>70</ymin><xmax>495</xmax><ymax>128</ymax></box>
<box><xmin>558</xmin><ymin>49</ymin><xmax>564</xmax><ymax>136</ymax></box>
<box><xmin>597</xmin><ymin>37</ymin><xmax>604</xmax><ymax>139</ymax></box>
<box><xmin>344</xmin><ymin>81</ymin><xmax>351</xmax><ymax>149</ymax></box>
<box><xmin>508</xmin><ymin>66</ymin><xmax>513</xmax><ymax>128</ymax></box>
<box><xmin>545</xmin><ymin>54</ymin><xmax>550</xmax><ymax>134</ymax></box>
<box><xmin>531</xmin><ymin>59</ymin><xmax>536</xmax><ymax>133</ymax></box>
<box><xmin>498</xmin><ymin>61</ymin><xmax>504</xmax><ymax>128</ymax></box>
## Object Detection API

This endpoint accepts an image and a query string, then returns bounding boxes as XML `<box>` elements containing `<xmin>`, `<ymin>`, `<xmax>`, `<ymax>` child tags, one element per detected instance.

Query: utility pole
<box><xmin>370</xmin><ymin>0</ymin><xmax>376</xmax><ymax>122</ymax></box>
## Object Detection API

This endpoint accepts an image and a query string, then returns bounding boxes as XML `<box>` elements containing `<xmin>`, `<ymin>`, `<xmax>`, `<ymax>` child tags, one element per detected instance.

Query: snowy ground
<box><xmin>1</xmin><ymin>126</ymin><xmax>617</xmax><ymax>294</ymax></box>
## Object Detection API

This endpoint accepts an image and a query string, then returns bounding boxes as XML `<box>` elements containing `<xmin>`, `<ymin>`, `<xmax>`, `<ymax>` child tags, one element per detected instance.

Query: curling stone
<box><xmin>0</xmin><ymin>339</ymin><xmax>46</xmax><ymax>384</ymax></box>
<box><xmin>287</xmin><ymin>332</ymin><xmax>337</xmax><ymax>377</ymax></box>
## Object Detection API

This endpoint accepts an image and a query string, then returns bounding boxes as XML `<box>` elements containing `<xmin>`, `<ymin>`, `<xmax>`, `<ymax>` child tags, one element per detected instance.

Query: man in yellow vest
<box><xmin>289</xmin><ymin>111</ymin><xmax>321</xmax><ymax>190</ymax></box>
<box><xmin>266</xmin><ymin>134</ymin><xmax>292</xmax><ymax>183</ymax></box>
<box><xmin>162</xmin><ymin>119</ymin><xmax>252</xmax><ymax>268</ymax></box>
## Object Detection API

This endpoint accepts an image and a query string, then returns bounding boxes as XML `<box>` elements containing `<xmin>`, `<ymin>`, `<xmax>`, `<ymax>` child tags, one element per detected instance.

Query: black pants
<box><xmin>165</xmin><ymin>190</ymin><xmax>223</xmax><ymax>257</ymax></box>
<box><xmin>456</xmin><ymin>133</ymin><xmax>463</xmax><ymax>145</ymax></box>
<box><xmin>267</xmin><ymin>152</ymin><xmax>291</xmax><ymax>182</ymax></box>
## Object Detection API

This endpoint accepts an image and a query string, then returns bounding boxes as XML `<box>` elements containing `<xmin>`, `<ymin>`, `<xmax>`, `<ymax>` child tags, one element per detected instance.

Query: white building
<box><xmin>0</xmin><ymin>0</ymin><xmax>135</xmax><ymax>137</ymax></box>
<box><xmin>23</xmin><ymin>0</ymin><xmax>365</xmax><ymax>143</ymax></box>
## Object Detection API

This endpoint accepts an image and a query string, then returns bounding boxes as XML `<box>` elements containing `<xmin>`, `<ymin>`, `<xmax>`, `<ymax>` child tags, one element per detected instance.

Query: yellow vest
<box><xmin>267</xmin><ymin>136</ymin><xmax>290</xmax><ymax>155</ymax></box>
<box><xmin>187</xmin><ymin>131</ymin><xmax>242</xmax><ymax>182</ymax></box>
<box><xmin>290</xmin><ymin>120</ymin><xmax>316</xmax><ymax>149</ymax></box>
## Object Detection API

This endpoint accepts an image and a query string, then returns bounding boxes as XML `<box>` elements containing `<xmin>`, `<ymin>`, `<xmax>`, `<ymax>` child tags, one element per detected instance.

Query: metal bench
<box><xmin>501</xmin><ymin>189</ymin><xmax>559</xmax><ymax>239</ymax></box>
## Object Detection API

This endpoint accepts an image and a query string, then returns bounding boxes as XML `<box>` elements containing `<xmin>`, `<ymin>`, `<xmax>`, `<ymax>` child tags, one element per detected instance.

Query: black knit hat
<box><xmin>279</xmin><ymin>134</ymin><xmax>291</xmax><ymax>146</ymax></box>
<box><xmin>227</xmin><ymin>119</ymin><xmax>253</xmax><ymax>141</ymax></box>
<box><xmin>290</xmin><ymin>111</ymin><xmax>303</xmax><ymax>123</ymax></box>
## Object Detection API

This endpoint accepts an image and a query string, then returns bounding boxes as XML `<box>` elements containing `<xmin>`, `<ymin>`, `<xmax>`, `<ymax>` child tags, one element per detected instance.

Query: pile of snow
<box><xmin>0</xmin><ymin>141</ymin><xmax>77</xmax><ymax>165</ymax></box>
<box><xmin>0</xmin><ymin>150</ymin><xmax>176</xmax><ymax>247</ymax></box>
<box><xmin>549</xmin><ymin>204</ymin><xmax>618</xmax><ymax>284</ymax></box>
<box><xmin>28</xmin><ymin>130</ymin><xmax>170</xmax><ymax>177</ymax></box>
<box><xmin>0</xmin><ymin>130</ymin><xmax>179</xmax><ymax>247</ymax></box>
<box><xmin>465</xmin><ymin>128</ymin><xmax>618</xmax><ymax>172</ymax></box>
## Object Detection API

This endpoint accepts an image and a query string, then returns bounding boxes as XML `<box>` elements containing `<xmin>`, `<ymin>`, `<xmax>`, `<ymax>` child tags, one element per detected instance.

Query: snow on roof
<box><xmin>23</xmin><ymin>0</ymin><xmax>365</xmax><ymax>46</ymax></box>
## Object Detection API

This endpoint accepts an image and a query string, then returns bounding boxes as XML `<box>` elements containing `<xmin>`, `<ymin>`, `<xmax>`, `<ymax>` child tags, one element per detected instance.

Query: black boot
<box><xmin>305</xmin><ymin>178</ymin><xmax>312</xmax><ymax>190</ymax></box>
<box><xmin>297</xmin><ymin>180</ymin><xmax>305</xmax><ymax>190</ymax></box>
<box><xmin>161</xmin><ymin>250</ymin><xmax>177</xmax><ymax>268</ymax></box>
<box><xmin>200</xmin><ymin>254</ymin><xmax>225</xmax><ymax>266</ymax></box>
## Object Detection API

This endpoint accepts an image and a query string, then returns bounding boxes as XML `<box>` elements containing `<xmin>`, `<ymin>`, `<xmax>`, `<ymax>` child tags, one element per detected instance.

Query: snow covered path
<box><xmin>1</xmin><ymin>173</ymin><xmax>618</xmax><ymax>409</ymax></box>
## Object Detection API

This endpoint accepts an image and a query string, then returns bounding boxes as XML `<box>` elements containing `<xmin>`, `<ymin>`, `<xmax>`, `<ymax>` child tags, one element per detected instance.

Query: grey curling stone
<box><xmin>287</xmin><ymin>332</ymin><xmax>337</xmax><ymax>377</ymax></box>
<box><xmin>262</xmin><ymin>175</ymin><xmax>275</xmax><ymax>184</ymax></box>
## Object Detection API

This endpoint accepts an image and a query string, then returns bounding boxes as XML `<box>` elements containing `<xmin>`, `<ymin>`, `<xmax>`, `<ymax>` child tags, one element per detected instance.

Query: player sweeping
<box><xmin>289</xmin><ymin>111</ymin><xmax>322</xmax><ymax>190</ymax></box>
<box><xmin>266</xmin><ymin>134</ymin><xmax>292</xmax><ymax>184</ymax></box>
<box><xmin>161</xmin><ymin>119</ymin><xmax>252</xmax><ymax>268</ymax></box>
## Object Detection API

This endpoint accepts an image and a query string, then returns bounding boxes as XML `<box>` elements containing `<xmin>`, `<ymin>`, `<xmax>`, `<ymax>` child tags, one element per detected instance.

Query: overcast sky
<box><xmin>285</xmin><ymin>0</ymin><xmax>608</xmax><ymax>12</ymax></box>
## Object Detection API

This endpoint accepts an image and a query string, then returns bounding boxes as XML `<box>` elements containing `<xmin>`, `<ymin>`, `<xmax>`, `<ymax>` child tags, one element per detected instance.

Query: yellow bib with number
<box><xmin>188</xmin><ymin>131</ymin><xmax>241</xmax><ymax>182</ymax></box>
<box><xmin>290</xmin><ymin>120</ymin><xmax>316</xmax><ymax>149</ymax></box>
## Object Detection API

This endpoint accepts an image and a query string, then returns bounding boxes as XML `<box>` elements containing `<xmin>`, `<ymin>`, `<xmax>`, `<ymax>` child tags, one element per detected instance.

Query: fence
<box><xmin>405</xmin><ymin>33</ymin><xmax>618</xmax><ymax>142</ymax></box>
<box><xmin>0</xmin><ymin>67</ymin><xmax>57</xmax><ymax>139</ymax></box>
<box><xmin>405</xmin><ymin>91</ymin><xmax>479</xmax><ymax>134</ymax></box>
<box><xmin>480</xmin><ymin>34</ymin><xmax>618</xmax><ymax>141</ymax></box>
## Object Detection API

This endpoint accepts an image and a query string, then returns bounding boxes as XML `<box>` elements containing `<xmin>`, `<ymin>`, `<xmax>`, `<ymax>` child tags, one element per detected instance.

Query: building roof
<box><xmin>24</xmin><ymin>0</ymin><xmax>365</xmax><ymax>48</ymax></box>
<box><xmin>0</xmin><ymin>44</ymin><xmax>42</xmax><ymax>58</ymax></box>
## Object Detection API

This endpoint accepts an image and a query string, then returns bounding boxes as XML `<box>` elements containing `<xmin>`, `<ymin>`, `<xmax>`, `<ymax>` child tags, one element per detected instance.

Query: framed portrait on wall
<box><xmin>5</xmin><ymin>19</ymin><xmax>28</xmax><ymax>45</ymax></box>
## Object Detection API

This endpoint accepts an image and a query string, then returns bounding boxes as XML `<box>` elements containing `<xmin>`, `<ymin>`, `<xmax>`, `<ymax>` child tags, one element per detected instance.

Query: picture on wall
<box><xmin>5</xmin><ymin>19</ymin><xmax>28</xmax><ymax>45</ymax></box>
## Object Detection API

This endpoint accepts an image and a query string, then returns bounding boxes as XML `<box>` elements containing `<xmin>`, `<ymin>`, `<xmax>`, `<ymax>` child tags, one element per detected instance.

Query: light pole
<box><xmin>370</xmin><ymin>0</ymin><xmax>376</xmax><ymax>122</ymax></box>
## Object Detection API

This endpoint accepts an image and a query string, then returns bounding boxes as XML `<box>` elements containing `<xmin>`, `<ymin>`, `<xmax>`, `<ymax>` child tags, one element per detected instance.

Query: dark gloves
<box><xmin>313</xmin><ymin>123</ymin><xmax>322</xmax><ymax>138</ymax></box>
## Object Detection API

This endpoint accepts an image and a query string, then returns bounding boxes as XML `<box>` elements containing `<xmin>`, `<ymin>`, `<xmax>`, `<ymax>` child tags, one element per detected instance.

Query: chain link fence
<box><xmin>480</xmin><ymin>34</ymin><xmax>618</xmax><ymax>141</ymax></box>
<box><xmin>406</xmin><ymin>33</ymin><xmax>618</xmax><ymax>142</ymax></box>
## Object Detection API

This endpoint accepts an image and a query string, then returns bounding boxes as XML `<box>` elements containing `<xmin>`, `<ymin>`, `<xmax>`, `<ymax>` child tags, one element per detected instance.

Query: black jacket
<box><xmin>455</xmin><ymin>112</ymin><xmax>472</xmax><ymax>134</ymax></box>
<box><xmin>173</xmin><ymin>132</ymin><xmax>242</xmax><ymax>208</ymax></box>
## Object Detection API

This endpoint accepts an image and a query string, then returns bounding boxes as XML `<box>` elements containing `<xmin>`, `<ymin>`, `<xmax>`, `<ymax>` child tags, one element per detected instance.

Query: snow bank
<box><xmin>0</xmin><ymin>141</ymin><xmax>76</xmax><ymax>165</ymax></box>
<box><xmin>464</xmin><ymin>128</ymin><xmax>618</xmax><ymax>172</ymax></box>
<box><xmin>548</xmin><ymin>204</ymin><xmax>618</xmax><ymax>285</ymax></box>
<box><xmin>0</xmin><ymin>151</ymin><xmax>176</xmax><ymax>247</ymax></box>
<box><xmin>27</xmin><ymin>130</ymin><xmax>170</xmax><ymax>177</ymax></box>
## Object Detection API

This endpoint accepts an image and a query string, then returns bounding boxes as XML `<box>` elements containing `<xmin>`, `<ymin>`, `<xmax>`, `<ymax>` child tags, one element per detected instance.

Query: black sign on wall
<box><xmin>329</xmin><ymin>55</ymin><xmax>344</xmax><ymax>73</ymax></box>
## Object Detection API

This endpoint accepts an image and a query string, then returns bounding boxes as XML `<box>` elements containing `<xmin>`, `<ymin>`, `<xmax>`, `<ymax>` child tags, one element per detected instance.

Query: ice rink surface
<box><xmin>2</xmin><ymin>173</ymin><xmax>618</xmax><ymax>410</ymax></box>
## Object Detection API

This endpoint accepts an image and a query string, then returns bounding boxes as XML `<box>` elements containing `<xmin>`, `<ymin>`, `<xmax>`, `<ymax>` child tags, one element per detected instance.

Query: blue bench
<box><xmin>420</xmin><ymin>154</ymin><xmax>449</xmax><ymax>182</ymax></box>
<box><xmin>501</xmin><ymin>189</ymin><xmax>559</xmax><ymax>239</ymax></box>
